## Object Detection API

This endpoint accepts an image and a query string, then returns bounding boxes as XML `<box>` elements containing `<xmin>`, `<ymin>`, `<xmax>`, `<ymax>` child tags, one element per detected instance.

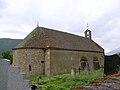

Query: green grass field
<box><xmin>27</xmin><ymin>69</ymin><xmax>103</xmax><ymax>90</ymax></box>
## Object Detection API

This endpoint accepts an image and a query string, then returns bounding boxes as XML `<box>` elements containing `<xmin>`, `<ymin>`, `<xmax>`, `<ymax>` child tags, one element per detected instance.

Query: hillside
<box><xmin>0</xmin><ymin>38</ymin><xmax>22</xmax><ymax>56</ymax></box>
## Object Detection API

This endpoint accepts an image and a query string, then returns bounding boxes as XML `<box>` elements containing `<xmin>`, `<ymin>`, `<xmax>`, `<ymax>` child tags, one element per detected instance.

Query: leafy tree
<box><xmin>1</xmin><ymin>51</ymin><xmax>13</xmax><ymax>64</ymax></box>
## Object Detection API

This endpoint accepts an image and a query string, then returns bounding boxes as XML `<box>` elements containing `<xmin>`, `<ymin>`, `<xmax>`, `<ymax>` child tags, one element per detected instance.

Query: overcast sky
<box><xmin>0</xmin><ymin>0</ymin><xmax>120</xmax><ymax>53</ymax></box>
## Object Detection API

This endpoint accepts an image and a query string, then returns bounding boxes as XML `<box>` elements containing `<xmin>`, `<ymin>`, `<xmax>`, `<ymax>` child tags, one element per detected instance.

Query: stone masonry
<box><xmin>13</xmin><ymin>49</ymin><xmax>45</xmax><ymax>77</ymax></box>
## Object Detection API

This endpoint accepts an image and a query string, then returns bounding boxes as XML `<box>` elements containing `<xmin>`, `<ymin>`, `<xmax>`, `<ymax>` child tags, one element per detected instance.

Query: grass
<box><xmin>27</xmin><ymin>69</ymin><xmax>103</xmax><ymax>90</ymax></box>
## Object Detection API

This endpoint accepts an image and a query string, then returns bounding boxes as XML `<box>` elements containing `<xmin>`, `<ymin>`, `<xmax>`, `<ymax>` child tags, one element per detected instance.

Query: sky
<box><xmin>0</xmin><ymin>0</ymin><xmax>120</xmax><ymax>53</ymax></box>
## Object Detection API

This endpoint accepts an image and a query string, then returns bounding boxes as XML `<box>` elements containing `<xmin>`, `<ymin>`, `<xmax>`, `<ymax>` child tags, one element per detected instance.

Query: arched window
<box><xmin>80</xmin><ymin>56</ymin><xmax>88</xmax><ymax>70</ymax></box>
<box><xmin>93</xmin><ymin>56</ymin><xmax>100</xmax><ymax>70</ymax></box>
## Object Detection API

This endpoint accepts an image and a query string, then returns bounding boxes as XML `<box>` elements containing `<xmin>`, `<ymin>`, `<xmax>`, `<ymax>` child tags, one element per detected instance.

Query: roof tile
<box><xmin>14</xmin><ymin>27</ymin><xmax>104</xmax><ymax>52</ymax></box>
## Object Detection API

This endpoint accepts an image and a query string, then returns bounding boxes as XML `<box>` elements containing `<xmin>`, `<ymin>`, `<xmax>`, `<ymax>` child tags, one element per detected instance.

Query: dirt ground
<box><xmin>73</xmin><ymin>71</ymin><xmax>120</xmax><ymax>90</ymax></box>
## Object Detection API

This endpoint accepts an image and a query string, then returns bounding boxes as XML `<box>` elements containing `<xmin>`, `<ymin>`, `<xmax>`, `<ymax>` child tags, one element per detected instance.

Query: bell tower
<box><xmin>84</xmin><ymin>24</ymin><xmax>92</xmax><ymax>39</ymax></box>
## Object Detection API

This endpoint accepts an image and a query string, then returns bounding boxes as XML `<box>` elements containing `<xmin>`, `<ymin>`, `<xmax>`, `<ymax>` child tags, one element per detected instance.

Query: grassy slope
<box><xmin>28</xmin><ymin>69</ymin><xmax>103</xmax><ymax>90</ymax></box>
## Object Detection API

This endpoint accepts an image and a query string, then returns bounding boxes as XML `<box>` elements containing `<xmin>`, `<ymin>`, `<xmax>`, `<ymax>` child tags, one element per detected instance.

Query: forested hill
<box><xmin>0</xmin><ymin>38</ymin><xmax>22</xmax><ymax>56</ymax></box>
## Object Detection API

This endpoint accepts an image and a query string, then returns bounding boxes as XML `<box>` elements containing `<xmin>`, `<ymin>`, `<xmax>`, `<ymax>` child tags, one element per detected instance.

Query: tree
<box><xmin>2</xmin><ymin>51</ymin><xmax>13</xmax><ymax>64</ymax></box>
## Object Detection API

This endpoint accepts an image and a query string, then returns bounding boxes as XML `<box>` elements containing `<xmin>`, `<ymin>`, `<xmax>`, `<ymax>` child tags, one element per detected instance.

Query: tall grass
<box><xmin>27</xmin><ymin>69</ymin><xmax>103</xmax><ymax>90</ymax></box>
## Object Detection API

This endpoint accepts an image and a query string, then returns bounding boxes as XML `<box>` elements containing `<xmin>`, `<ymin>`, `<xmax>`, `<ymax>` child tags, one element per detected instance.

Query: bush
<box><xmin>1</xmin><ymin>51</ymin><xmax>13</xmax><ymax>64</ymax></box>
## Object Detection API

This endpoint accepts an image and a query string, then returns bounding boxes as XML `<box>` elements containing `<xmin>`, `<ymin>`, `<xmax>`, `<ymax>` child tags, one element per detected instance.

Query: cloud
<box><xmin>0</xmin><ymin>0</ymin><xmax>6</xmax><ymax>9</ymax></box>
<box><xmin>92</xmin><ymin>2</ymin><xmax>120</xmax><ymax>52</ymax></box>
<box><xmin>0</xmin><ymin>0</ymin><xmax>120</xmax><ymax>53</ymax></box>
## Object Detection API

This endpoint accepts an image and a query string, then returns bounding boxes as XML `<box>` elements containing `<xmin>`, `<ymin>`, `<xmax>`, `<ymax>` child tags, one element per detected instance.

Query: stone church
<box><xmin>13</xmin><ymin>26</ymin><xmax>104</xmax><ymax>76</ymax></box>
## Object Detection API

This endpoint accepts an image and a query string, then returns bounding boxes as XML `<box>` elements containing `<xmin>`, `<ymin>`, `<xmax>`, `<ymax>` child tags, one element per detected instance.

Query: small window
<box><xmin>41</xmin><ymin>61</ymin><xmax>44</xmax><ymax>63</ymax></box>
<box><xmin>29</xmin><ymin>65</ymin><xmax>32</xmax><ymax>71</ymax></box>
<box><xmin>87</xmin><ymin>31</ymin><xmax>89</xmax><ymax>35</ymax></box>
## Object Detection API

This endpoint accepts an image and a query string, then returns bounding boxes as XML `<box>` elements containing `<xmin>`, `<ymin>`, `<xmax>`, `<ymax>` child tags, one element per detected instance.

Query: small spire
<box><xmin>87</xmin><ymin>23</ymin><xmax>89</xmax><ymax>29</ymax></box>
<box><xmin>37</xmin><ymin>21</ymin><xmax>39</xmax><ymax>27</ymax></box>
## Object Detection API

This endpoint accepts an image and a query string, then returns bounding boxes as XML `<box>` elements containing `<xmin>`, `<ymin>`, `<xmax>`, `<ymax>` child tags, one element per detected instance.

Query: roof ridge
<box><xmin>39</xmin><ymin>26</ymin><xmax>84</xmax><ymax>38</ymax></box>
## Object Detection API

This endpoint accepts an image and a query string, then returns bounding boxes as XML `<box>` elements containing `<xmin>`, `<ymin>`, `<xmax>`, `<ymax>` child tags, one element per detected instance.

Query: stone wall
<box><xmin>0</xmin><ymin>59</ymin><xmax>10</xmax><ymax>90</ymax></box>
<box><xmin>50</xmin><ymin>49</ymin><xmax>104</xmax><ymax>75</ymax></box>
<box><xmin>0</xmin><ymin>59</ymin><xmax>30</xmax><ymax>90</ymax></box>
<box><xmin>7</xmin><ymin>67</ymin><xmax>30</xmax><ymax>90</ymax></box>
<box><xmin>13</xmin><ymin>49</ymin><xmax>45</xmax><ymax>77</ymax></box>
<box><xmin>13</xmin><ymin>48</ymin><xmax>104</xmax><ymax>76</ymax></box>
<box><xmin>45</xmin><ymin>49</ymin><xmax>51</xmax><ymax>76</ymax></box>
